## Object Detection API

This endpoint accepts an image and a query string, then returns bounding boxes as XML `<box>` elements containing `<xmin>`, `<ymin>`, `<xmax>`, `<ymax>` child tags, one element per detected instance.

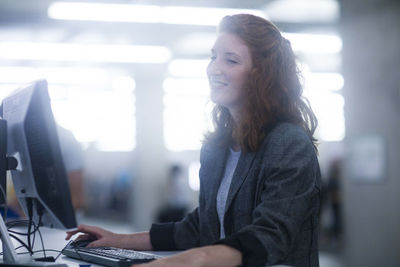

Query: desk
<box><xmin>1</xmin><ymin>226</ymin><xmax>178</xmax><ymax>267</ymax></box>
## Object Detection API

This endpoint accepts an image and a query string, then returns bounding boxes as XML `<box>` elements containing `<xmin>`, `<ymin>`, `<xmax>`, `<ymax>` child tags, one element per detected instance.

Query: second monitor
<box><xmin>1</xmin><ymin>79</ymin><xmax>77</xmax><ymax>230</ymax></box>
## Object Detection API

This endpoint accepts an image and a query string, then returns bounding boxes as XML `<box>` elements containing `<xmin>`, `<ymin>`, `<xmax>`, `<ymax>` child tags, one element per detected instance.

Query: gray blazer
<box><xmin>150</xmin><ymin>122</ymin><xmax>321</xmax><ymax>267</ymax></box>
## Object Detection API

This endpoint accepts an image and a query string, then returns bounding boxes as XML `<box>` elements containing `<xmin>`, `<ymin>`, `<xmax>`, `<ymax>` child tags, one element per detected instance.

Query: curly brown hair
<box><xmin>204</xmin><ymin>14</ymin><xmax>318</xmax><ymax>153</ymax></box>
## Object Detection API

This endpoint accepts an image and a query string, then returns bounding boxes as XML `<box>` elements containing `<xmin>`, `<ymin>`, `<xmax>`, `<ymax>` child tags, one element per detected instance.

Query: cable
<box><xmin>6</xmin><ymin>217</ymin><xmax>44</xmax><ymax>257</ymax></box>
<box><xmin>4</xmin><ymin>209</ymin><xmax>50</xmax><ymax>260</ymax></box>
<box><xmin>8</xmin><ymin>233</ymin><xmax>32</xmax><ymax>254</ymax></box>
<box><xmin>6</xmin><ymin>218</ymin><xmax>30</xmax><ymax>228</ymax></box>
<box><xmin>0</xmin><ymin>184</ymin><xmax>8</xmax><ymax>222</ymax></box>
<box><xmin>36</xmin><ymin>221</ymin><xmax>46</xmax><ymax>258</ymax></box>
<box><xmin>6</xmin><ymin>215</ymin><xmax>49</xmax><ymax>260</ymax></box>
<box><xmin>58</xmin><ymin>240</ymin><xmax>73</xmax><ymax>261</ymax></box>
<box><xmin>26</xmin><ymin>198</ymin><xmax>33</xmax><ymax>255</ymax></box>
<box><xmin>32</xmin><ymin>203</ymin><xmax>45</xmax><ymax>258</ymax></box>
<box><xmin>33</xmin><ymin>200</ymin><xmax>44</xmax><ymax>257</ymax></box>
<box><xmin>7</xmin><ymin>219</ymin><xmax>40</xmax><ymax>235</ymax></box>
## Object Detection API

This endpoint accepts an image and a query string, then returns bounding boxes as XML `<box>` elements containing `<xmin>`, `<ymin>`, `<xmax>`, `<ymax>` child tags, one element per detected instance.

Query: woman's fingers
<box><xmin>75</xmin><ymin>234</ymin><xmax>91</xmax><ymax>241</ymax></box>
<box><xmin>65</xmin><ymin>224</ymin><xmax>104</xmax><ymax>240</ymax></box>
<box><xmin>65</xmin><ymin>229</ymin><xmax>80</xmax><ymax>240</ymax></box>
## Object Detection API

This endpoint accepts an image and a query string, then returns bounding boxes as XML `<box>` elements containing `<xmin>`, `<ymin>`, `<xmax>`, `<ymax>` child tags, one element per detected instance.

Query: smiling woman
<box><xmin>66</xmin><ymin>14</ymin><xmax>321</xmax><ymax>267</ymax></box>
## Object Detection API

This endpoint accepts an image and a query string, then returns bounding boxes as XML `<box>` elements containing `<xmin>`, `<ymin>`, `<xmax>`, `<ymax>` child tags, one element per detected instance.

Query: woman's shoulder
<box><xmin>262</xmin><ymin>122</ymin><xmax>315</xmax><ymax>153</ymax></box>
<box><xmin>268</xmin><ymin>122</ymin><xmax>309</xmax><ymax>139</ymax></box>
<box><xmin>199</xmin><ymin>141</ymin><xmax>226</xmax><ymax>162</ymax></box>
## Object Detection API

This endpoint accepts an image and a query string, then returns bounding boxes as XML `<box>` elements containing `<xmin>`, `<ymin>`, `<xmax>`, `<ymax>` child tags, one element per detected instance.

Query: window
<box><xmin>0</xmin><ymin>66</ymin><xmax>136</xmax><ymax>151</ymax></box>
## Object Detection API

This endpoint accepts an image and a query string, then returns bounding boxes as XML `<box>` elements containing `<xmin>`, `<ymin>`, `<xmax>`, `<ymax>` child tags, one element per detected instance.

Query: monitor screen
<box><xmin>0</xmin><ymin>118</ymin><xmax>7</xmax><ymax>206</ymax></box>
<box><xmin>1</xmin><ymin>80</ymin><xmax>77</xmax><ymax>229</ymax></box>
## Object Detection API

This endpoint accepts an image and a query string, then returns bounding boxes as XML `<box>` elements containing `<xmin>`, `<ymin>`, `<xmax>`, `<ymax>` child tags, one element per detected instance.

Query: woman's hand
<box><xmin>66</xmin><ymin>224</ymin><xmax>123</xmax><ymax>248</ymax></box>
<box><xmin>133</xmin><ymin>245</ymin><xmax>242</xmax><ymax>267</ymax></box>
<box><xmin>65</xmin><ymin>224</ymin><xmax>152</xmax><ymax>250</ymax></box>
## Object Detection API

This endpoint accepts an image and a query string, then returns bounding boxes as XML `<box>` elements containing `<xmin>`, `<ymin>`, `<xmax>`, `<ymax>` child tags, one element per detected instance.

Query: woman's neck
<box><xmin>229</xmin><ymin>107</ymin><xmax>241</xmax><ymax>125</ymax></box>
<box><xmin>231</xmin><ymin>143</ymin><xmax>241</xmax><ymax>152</ymax></box>
<box><xmin>228</xmin><ymin>107</ymin><xmax>242</xmax><ymax>152</ymax></box>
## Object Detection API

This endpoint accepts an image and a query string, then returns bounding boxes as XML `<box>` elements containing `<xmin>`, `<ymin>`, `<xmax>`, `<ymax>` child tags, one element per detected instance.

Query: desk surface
<box><xmin>1</xmin><ymin>225</ymin><xmax>179</xmax><ymax>267</ymax></box>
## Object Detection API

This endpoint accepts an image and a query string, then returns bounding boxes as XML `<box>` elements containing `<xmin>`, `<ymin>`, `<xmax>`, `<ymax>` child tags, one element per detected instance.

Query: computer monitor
<box><xmin>0</xmin><ymin>118</ymin><xmax>7</xmax><ymax>206</ymax></box>
<box><xmin>1</xmin><ymin>79</ymin><xmax>77</xmax><ymax>229</ymax></box>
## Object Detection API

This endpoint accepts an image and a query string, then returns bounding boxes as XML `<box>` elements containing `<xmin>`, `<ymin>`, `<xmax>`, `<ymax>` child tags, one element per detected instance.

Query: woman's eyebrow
<box><xmin>225</xmin><ymin>52</ymin><xmax>241</xmax><ymax>59</ymax></box>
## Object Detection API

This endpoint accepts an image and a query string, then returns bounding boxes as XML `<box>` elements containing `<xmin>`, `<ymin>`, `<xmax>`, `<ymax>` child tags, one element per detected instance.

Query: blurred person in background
<box><xmin>324</xmin><ymin>158</ymin><xmax>343</xmax><ymax>248</ymax></box>
<box><xmin>57</xmin><ymin>125</ymin><xmax>86</xmax><ymax>215</ymax></box>
<box><xmin>66</xmin><ymin>14</ymin><xmax>321</xmax><ymax>267</ymax></box>
<box><xmin>156</xmin><ymin>164</ymin><xmax>189</xmax><ymax>223</ymax></box>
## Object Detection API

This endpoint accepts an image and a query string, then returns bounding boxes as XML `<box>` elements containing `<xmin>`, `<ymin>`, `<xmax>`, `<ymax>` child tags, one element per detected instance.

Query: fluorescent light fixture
<box><xmin>48</xmin><ymin>2</ymin><xmax>265</xmax><ymax>26</ymax></box>
<box><xmin>0</xmin><ymin>66</ymin><xmax>136</xmax><ymax>91</ymax></box>
<box><xmin>300</xmin><ymin>70</ymin><xmax>345</xmax><ymax>141</ymax></box>
<box><xmin>303</xmin><ymin>72</ymin><xmax>344</xmax><ymax>92</ymax></box>
<box><xmin>314</xmin><ymin>92</ymin><xmax>345</xmax><ymax>141</ymax></box>
<box><xmin>168</xmin><ymin>59</ymin><xmax>209</xmax><ymax>78</ymax></box>
<box><xmin>49</xmin><ymin>3</ymin><xmax>162</xmax><ymax>23</ymax></box>
<box><xmin>160</xmin><ymin>6</ymin><xmax>264</xmax><ymax>26</ymax></box>
<box><xmin>303</xmin><ymin>87</ymin><xmax>345</xmax><ymax>142</ymax></box>
<box><xmin>0</xmin><ymin>66</ymin><xmax>111</xmax><ymax>84</ymax></box>
<box><xmin>299</xmin><ymin>53</ymin><xmax>342</xmax><ymax>72</ymax></box>
<box><xmin>283</xmin><ymin>32</ymin><xmax>342</xmax><ymax>54</ymax></box>
<box><xmin>0</xmin><ymin>42</ymin><xmax>171</xmax><ymax>63</ymax></box>
<box><xmin>264</xmin><ymin>0</ymin><xmax>339</xmax><ymax>23</ymax></box>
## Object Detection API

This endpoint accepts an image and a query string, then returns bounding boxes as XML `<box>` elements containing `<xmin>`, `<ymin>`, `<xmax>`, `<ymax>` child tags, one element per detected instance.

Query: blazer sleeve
<box><xmin>150</xmin><ymin>207</ymin><xmax>200</xmax><ymax>250</ymax></box>
<box><xmin>217</xmin><ymin>126</ymin><xmax>321</xmax><ymax>266</ymax></box>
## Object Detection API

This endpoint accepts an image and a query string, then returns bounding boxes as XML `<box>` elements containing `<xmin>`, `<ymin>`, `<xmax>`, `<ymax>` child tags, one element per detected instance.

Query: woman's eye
<box><xmin>227</xmin><ymin>59</ymin><xmax>238</xmax><ymax>64</ymax></box>
<box><xmin>210</xmin><ymin>56</ymin><xmax>216</xmax><ymax>61</ymax></box>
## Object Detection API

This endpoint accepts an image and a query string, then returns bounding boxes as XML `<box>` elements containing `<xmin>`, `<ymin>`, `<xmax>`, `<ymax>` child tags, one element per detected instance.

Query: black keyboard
<box><xmin>62</xmin><ymin>246</ymin><xmax>161</xmax><ymax>267</ymax></box>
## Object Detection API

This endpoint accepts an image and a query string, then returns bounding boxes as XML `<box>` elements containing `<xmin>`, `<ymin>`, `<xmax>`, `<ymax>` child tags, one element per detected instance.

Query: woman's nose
<box><xmin>207</xmin><ymin>61</ymin><xmax>223</xmax><ymax>76</ymax></box>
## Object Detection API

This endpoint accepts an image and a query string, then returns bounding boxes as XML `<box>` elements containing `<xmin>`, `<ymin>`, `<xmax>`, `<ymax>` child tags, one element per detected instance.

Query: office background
<box><xmin>0</xmin><ymin>0</ymin><xmax>399</xmax><ymax>266</ymax></box>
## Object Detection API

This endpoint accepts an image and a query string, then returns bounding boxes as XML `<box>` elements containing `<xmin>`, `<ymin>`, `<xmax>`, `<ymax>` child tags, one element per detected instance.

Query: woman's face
<box><xmin>207</xmin><ymin>32</ymin><xmax>253</xmax><ymax>113</ymax></box>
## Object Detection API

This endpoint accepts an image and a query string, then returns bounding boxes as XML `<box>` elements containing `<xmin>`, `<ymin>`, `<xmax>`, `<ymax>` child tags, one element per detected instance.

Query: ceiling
<box><xmin>0</xmin><ymin>0</ymin><xmax>345</xmax><ymax>144</ymax></box>
<box><xmin>0</xmin><ymin>0</ymin><xmax>340</xmax><ymax>64</ymax></box>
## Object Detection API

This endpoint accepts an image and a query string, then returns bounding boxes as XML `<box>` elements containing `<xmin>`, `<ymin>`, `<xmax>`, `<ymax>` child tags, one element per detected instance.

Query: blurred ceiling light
<box><xmin>0</xmin><ymin>42</ymin><xmax>171</xmax><ymax>63</ymax></box>
<box><xmin>0</xmin><ymin>66</ymin><xmax>117</xmax><ymax>85</ymax></box>
<box><xmin>264</xmin><ymin>0</ymin><xmax>339</xmax><ymax>23</ymax></box>
<box><xmin>168</xmin><ymin>59</ymin><xmax>209</xmax><ymax>78</ymax></box>
<box><xmin>48</xmin><ymin>2</ymin><xmax>265</xmax><ymax>26</ymax></box>
<box><xmin>304</xmin><ymin>72</ymin><xmax>344</xmax><ymax>92</ymax></box>
<box><xmin>300</xmin><ymin>53</ymin><xmax>342</xmax><ymax>72</ymax></box>
<box><xmin>314</xmin><ymin>93</ymin><xmax>345</xmax><ymax>141</ymax></box>
<box><xmin>283</xmin><ymin>33</ymin><xmax>342</xmax><ymax>54</ymax></box>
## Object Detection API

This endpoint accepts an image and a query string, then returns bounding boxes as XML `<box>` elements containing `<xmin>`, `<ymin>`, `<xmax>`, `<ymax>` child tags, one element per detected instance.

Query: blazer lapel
<box><xmin>224</xmin><ymin>151</ymin><xmax>257</xmax><ymax>213</ymax></box>
<box><xmin>207</xmin><ymin>148</ymin><xmax>228</xmax><ymax>201</ymax></box>
<box><xmin>202</xmin><ymin>146</ymin><xmax>228</xmax><ymax>239</ymax></box>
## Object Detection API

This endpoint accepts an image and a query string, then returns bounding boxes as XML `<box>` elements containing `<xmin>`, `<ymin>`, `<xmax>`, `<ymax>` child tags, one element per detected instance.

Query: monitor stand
<box><xmin>0</xmin><ymin>213</ymin><xmax>67</xmax><ymax>267</ymax></box>
<box><xmin>0</xmin><ymin>119</ymin><xmax>67</xmax><ymax>267</ymax></box>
